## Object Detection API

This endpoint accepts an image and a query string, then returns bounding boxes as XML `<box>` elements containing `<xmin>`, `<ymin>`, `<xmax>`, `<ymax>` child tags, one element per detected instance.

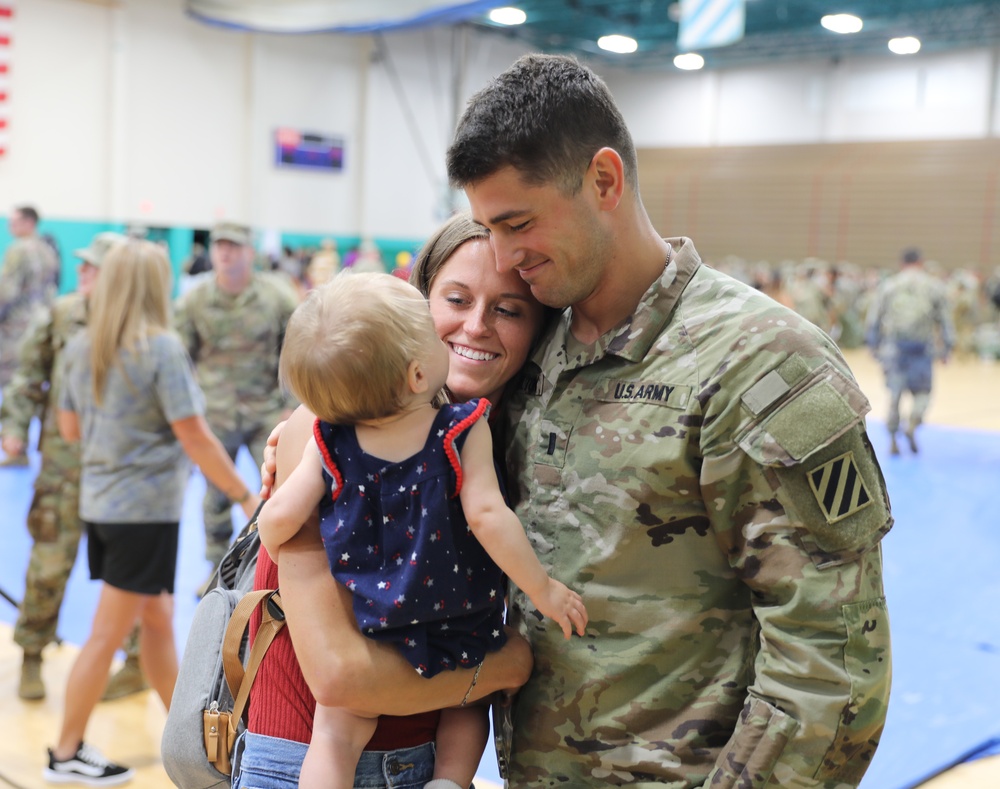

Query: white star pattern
<box><xmin>399</xmin><ymin>485</ymin><xmax>406</xmax><ymax>492</ymax></box>
<box><xmin>422</xmin><ymin>507</ymin><xmax>428</xmax><ymax>517</ymax></box>
<box><xmin>453</xmin><ymin>564</ymin><xmax>459</xmax><ymax>573</ymax></box>
<box><xmin>493</xmin><ymin>629</ymin><xmax>500</xmax><ymax>638</ymax></box>
<box><xmin>340</xmin><ymin>552</ymin><xmax>350</xmax><ymax>562</ymax></box>
<box><xmin>378</xmin><ymin>581</ymin><xmax>388</xmax><ymax>590</ymax></box>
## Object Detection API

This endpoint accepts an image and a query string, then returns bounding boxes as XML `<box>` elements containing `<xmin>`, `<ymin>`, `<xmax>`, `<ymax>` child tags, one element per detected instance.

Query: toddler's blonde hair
<box><xmin>280</xmin><ymin>271</ymin><xmax>438</xmax><ymax>424</ymax></box>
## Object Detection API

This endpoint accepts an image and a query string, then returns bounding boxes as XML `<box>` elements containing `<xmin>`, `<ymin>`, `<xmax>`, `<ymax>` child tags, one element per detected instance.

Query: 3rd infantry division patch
<box><xmin>807</xmin><ymin>451</ymin><xmax>872</xmax><ymax>523</ymax></box>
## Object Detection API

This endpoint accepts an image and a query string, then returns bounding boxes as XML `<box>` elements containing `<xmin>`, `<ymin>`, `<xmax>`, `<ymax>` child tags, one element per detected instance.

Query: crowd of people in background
<box><xmin>713</xmin><ymin>253</ymin><xmax>1000</xmax><ymax>360</ymax></box>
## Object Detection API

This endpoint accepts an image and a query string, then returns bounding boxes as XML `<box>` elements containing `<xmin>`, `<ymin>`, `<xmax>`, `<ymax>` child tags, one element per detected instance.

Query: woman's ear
<box><xmin>407</xmin><ymin>359</ymin><xmax>429</xmax><ymax>394</ymax></box>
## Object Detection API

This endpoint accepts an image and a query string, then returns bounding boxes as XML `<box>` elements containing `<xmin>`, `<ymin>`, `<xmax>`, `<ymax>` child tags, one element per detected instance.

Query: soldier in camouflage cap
<box><xmin>865</xmin><ymin>247</ymin><xmax>954</xmax><ymax>455</ymax></box>
<box><xmin>174</xmin><ymin>221</ymin><xmax>299</xmax><ymax>574</ymax></box>
<box><xmin>0</xmin><ymin>206</ymin><xmax>60</xmax><ymax>451</ymax></box>
<box><xmin>1</xmin><ymin>231</ymin><xmax>146</xmax><ymax>701</ymax></box>
<box><xmin>443</xmin><ymin>54</ymin><xmax>893</xmax><ymax>788</ymax></box>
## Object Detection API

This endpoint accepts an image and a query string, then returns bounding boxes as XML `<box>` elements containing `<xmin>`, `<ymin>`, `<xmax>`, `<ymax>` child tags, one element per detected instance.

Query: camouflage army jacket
<box><xmin>0</xmin><ymin>235</ymin><xmax>58</xmax><ymax>325</ymax></box>
<box><xmin>865</xmin><ymin>266</ymin><xmax>955</xmax><ymax>352</ymax></box>
<box><xmin>0</xmin><ymin>292</ymin><xmax>87</xmax><ymax>454</ymax></box>
<box><xmin>501</xmin><ymin>237</ymin><xmax>892</xmax><ymax>788</ymax></box>
<box><xmin>173</xmin><ymin>271</ymin><xmax>298</xmax><ymax>429</ymax></box>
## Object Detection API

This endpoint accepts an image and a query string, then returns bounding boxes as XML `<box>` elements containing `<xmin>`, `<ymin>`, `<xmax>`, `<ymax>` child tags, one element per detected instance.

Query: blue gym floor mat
<box><xmin>2</xmin><ymin>420</ymin><xmax>997</xmax><ymax>788</ymax></box>
<box><xmin>860</xmin><ymin>421</ymin><xmax>1000</xmax><ymax>789</ymax></box>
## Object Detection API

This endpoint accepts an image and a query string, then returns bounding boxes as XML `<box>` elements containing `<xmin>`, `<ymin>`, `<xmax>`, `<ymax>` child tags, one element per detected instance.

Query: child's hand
<box><xmin>534</xmin><ymin>578</ymin><xmax>588</xmax><ymax>640</ymax></box>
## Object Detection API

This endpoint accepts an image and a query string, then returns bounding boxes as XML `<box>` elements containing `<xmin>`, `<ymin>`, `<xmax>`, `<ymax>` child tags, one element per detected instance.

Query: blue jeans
<box><xmin>232</xmin><ymin>732</ymin><xmax>436</xmax><ymax>789</ymax></box>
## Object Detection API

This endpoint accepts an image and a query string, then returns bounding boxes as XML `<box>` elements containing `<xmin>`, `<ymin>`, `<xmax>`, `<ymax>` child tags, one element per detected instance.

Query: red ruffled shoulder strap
<box><xmin>312</xmin><ymin>419</ymin><xmax>344</xmax><ymax>501</ymax></box>
<box><xmin>442</xmin><ymin>398</ymin><xmax>491</xmax><ymax>499</ymax></box>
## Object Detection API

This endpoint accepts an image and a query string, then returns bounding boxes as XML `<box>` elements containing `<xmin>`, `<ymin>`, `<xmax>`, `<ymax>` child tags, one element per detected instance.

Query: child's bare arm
<box><xmin>458</xmin><ymin>419</ymin><xmax>588</xmax><ymax>639</ymax></box>
<box><xmin>257</xmin><ymin>437</ymin><xmax>326</xmax><ymax>556</ymax></box>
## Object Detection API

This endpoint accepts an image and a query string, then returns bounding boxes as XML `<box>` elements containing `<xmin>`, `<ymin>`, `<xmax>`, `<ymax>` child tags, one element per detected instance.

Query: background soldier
<box><xmin>0</xmin><ymin>206</ymin><xmax>60</xmax><ymax>465</ymax></box>
<box><xmin>866</xmin><ymin>247</ymin><xmax>955</xmax><ymax>454</ymax></box>
<box><xmin>174</xmin><ymin>222</ymin><xmax>299</xmax><ymax>583</ymax></box>
<box><xmin>1</xmin><ymin>232</ymin><xmax>145</xmax><ymax>701</ymax></box>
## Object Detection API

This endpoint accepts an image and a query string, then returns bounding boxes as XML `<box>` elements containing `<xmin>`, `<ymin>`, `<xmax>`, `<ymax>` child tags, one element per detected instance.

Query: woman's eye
<box><xmin>446</xmin><ymin>296</ymin><xmax>468</xmax><ymax>306</ymax></box>
<box><xmin>510</xmin><ymin>220</ymin><xmax>530</xmax><ymax>232</ymax></box>
<box><xmin>496</xmin><ymin>305</ymin><xmax>520</xmax><ymax>318</ymax></box>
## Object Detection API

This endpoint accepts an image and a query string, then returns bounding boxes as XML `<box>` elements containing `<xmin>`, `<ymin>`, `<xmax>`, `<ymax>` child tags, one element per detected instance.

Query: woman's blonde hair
<box><xmin>279</xmin><ymin>271</ymin><xmax>438</xmax><ymax>424</ymax></box>
<box><xmin>88</xmin><ymin>238</ymin><xmax>173</xmax><ymax>404</ymax></box>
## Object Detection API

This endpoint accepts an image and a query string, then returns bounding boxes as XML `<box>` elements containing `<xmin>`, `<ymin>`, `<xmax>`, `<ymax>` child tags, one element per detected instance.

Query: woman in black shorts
<box><xmin>45</xmin><ymin>239</ymin><xmax>260</xmax><ymax>786</ymax></box>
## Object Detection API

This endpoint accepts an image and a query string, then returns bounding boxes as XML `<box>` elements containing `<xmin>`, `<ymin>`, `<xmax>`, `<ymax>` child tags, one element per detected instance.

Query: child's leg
<box><xmin>299</xmin><ymin>702</ymin><xmax>378</xmax><ymax>789</ymax></box>
<box><xmin>425</xmin><ymin>704</ymin><xmax>490</xmax><ymax>789</ymax></box>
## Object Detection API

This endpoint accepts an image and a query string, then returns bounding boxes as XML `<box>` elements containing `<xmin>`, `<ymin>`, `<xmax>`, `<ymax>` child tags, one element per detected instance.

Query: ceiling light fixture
<box><xmin>820</xmin><ymin>13</ymin><xmax>863</xmax><ymax>34</ymax></box>
<box><xmin>488</xmin><ymin>7</ymin><xmax>526</xmax><ymax>26</ymax></box>
<box><xmin>598</xmin><ymin>34</ymin><xmax>638</xmax><ymax>54</ymax></box>
<box><xmin>673</xmin><ymin>52</ymin><xmax>705</xmax><ymax>70</ymax></box>
<box><xmin>888</xmin><ymin>36</ymin><xmax>921</xmax><ymax>54</ymax></box>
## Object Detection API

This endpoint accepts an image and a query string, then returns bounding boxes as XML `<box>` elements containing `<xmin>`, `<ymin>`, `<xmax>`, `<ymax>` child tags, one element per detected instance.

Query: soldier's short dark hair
<box><xmin>15</xmin><ymin>205</ymin><xmax>40</xmax><ymax>225</ymax></box>
<box><xmin>446</xmin><ymin>54</ymin><xmax>638</xmax><ymax>196</ymax></box>
<box><xmin>901</xmin><ymin>247</ymin><xmax>922</xmax><ymax>265</ymax></box>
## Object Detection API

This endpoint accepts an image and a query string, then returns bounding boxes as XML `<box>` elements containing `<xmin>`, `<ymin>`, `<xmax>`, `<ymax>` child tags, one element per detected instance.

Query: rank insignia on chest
<box><xmin>807</xmin><ymin>451</ymin><xmax>873</xmax><ymax>523</ymax></box>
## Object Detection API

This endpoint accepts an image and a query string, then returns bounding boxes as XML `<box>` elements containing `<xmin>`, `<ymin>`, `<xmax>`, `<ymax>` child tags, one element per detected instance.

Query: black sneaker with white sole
<box><xmin>43</xmin><ymin>742</ymin><xmax>134</xmax><ymax>786</ymax></box>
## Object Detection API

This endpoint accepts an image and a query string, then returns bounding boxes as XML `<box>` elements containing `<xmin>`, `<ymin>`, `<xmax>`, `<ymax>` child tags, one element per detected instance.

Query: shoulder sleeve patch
<box><xmin>807</xmin><ymin>450</ymin><xmax>872</xmax><ymax>523</ymax></box>
<box><xmin>738</xmin><ymin>360</ymin><xmax>891</xmax><ymax>566</ymax></box>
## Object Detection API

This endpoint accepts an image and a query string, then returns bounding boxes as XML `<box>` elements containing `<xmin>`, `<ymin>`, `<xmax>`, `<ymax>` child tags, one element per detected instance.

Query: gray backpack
<box><xmin>161</xmin><ymin>509</ymin><xmax>284</xmax><ymax>788</ymax></box>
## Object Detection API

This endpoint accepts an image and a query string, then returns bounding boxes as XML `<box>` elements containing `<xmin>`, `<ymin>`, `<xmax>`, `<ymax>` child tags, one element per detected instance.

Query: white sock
<box><xmin>424</xmin><ymin>780</ymin><xmax>465</xmax><ymax>789</ymax></box>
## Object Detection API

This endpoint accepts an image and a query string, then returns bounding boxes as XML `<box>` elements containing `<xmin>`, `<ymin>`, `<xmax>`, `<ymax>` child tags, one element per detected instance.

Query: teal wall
<box><xmin>1</xmin><ymin>219</ymin><xmax>427</xmax><ymax>294</ymax></box>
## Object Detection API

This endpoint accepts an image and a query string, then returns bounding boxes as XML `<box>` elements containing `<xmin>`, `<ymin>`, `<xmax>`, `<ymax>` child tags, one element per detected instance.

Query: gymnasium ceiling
<box><xmin>187</xmin><ymin>1</ymin><xmax>1000</xmax><ymax>72</ymax></box>
<box><xmin>466</xmin><ymin>0</ymin><xmax>1000</xmax><ymax>71</ymax></box>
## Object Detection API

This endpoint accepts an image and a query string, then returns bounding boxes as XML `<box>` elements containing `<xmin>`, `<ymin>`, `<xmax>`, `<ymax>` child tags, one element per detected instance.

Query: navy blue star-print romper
<box><xmin>314</xmin><ymin>398</ymin><xmax>508</xmax><ymax>677</ymax></box>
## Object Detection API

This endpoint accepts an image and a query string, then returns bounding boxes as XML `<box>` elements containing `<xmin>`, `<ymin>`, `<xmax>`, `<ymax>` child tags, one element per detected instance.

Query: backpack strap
<box><xmin>222</xmin><ymin>589</ymin><xmax>285</xmax><ymax>725</ymax></box>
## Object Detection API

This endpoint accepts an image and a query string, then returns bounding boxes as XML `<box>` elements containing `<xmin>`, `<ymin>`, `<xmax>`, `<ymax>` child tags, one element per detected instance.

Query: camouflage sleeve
<box><xmin>702</xmin><ymin>355</ymin><xmax>892</xmax><ymax>789</ymax></box>
<box><xmin>0</xmin><ymin>247</ymin><xmax>27</xmax><ymax>318</ymax></box>
<box><xmin>0</xmin><ymin>306</ymin><xmax>55</xmax><ymax>441</ymax></box>
<box><xmin>172</xmin><ymin>291</ymin><xmax>200</xmax><ymax>361</ymax></box>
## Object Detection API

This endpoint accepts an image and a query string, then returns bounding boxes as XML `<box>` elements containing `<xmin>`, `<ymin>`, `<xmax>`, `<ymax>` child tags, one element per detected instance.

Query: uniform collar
<box><xmin>528</xmin><ymin>237</ymin><xmax>702</xmax><ymax>380</ymax></box>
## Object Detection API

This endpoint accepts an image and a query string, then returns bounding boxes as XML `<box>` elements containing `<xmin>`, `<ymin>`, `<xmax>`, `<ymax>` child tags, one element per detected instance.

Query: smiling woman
<box><xmin>410</xmin><ymin>212</ymin><xmax>548</xmax><ymax>405</ymax></box>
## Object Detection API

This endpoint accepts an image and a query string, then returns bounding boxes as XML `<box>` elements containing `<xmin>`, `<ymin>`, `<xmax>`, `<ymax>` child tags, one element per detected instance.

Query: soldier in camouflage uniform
<box><xmin>865</xmin><ymin>248</ymin><xmax>954</xmax><ymax>455</ymax></box>
<box><xmin>447</xmin><ymin>54</ymin><xmax>892</xmax><ymax>788</ymax></box>
<box><xmin>1</xmin><ymin>232</ymin><xmax>145</xmax><ymax>701</ymax></box>
<box><xmin>174</xmin><ymin>222</ymin><xmax>298</xmax><ymax>570</ymax></box>
<box><xmin>0</xmin><ymin>206</ymin><xmax>60</xmax><ymax>466</ymax></box>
